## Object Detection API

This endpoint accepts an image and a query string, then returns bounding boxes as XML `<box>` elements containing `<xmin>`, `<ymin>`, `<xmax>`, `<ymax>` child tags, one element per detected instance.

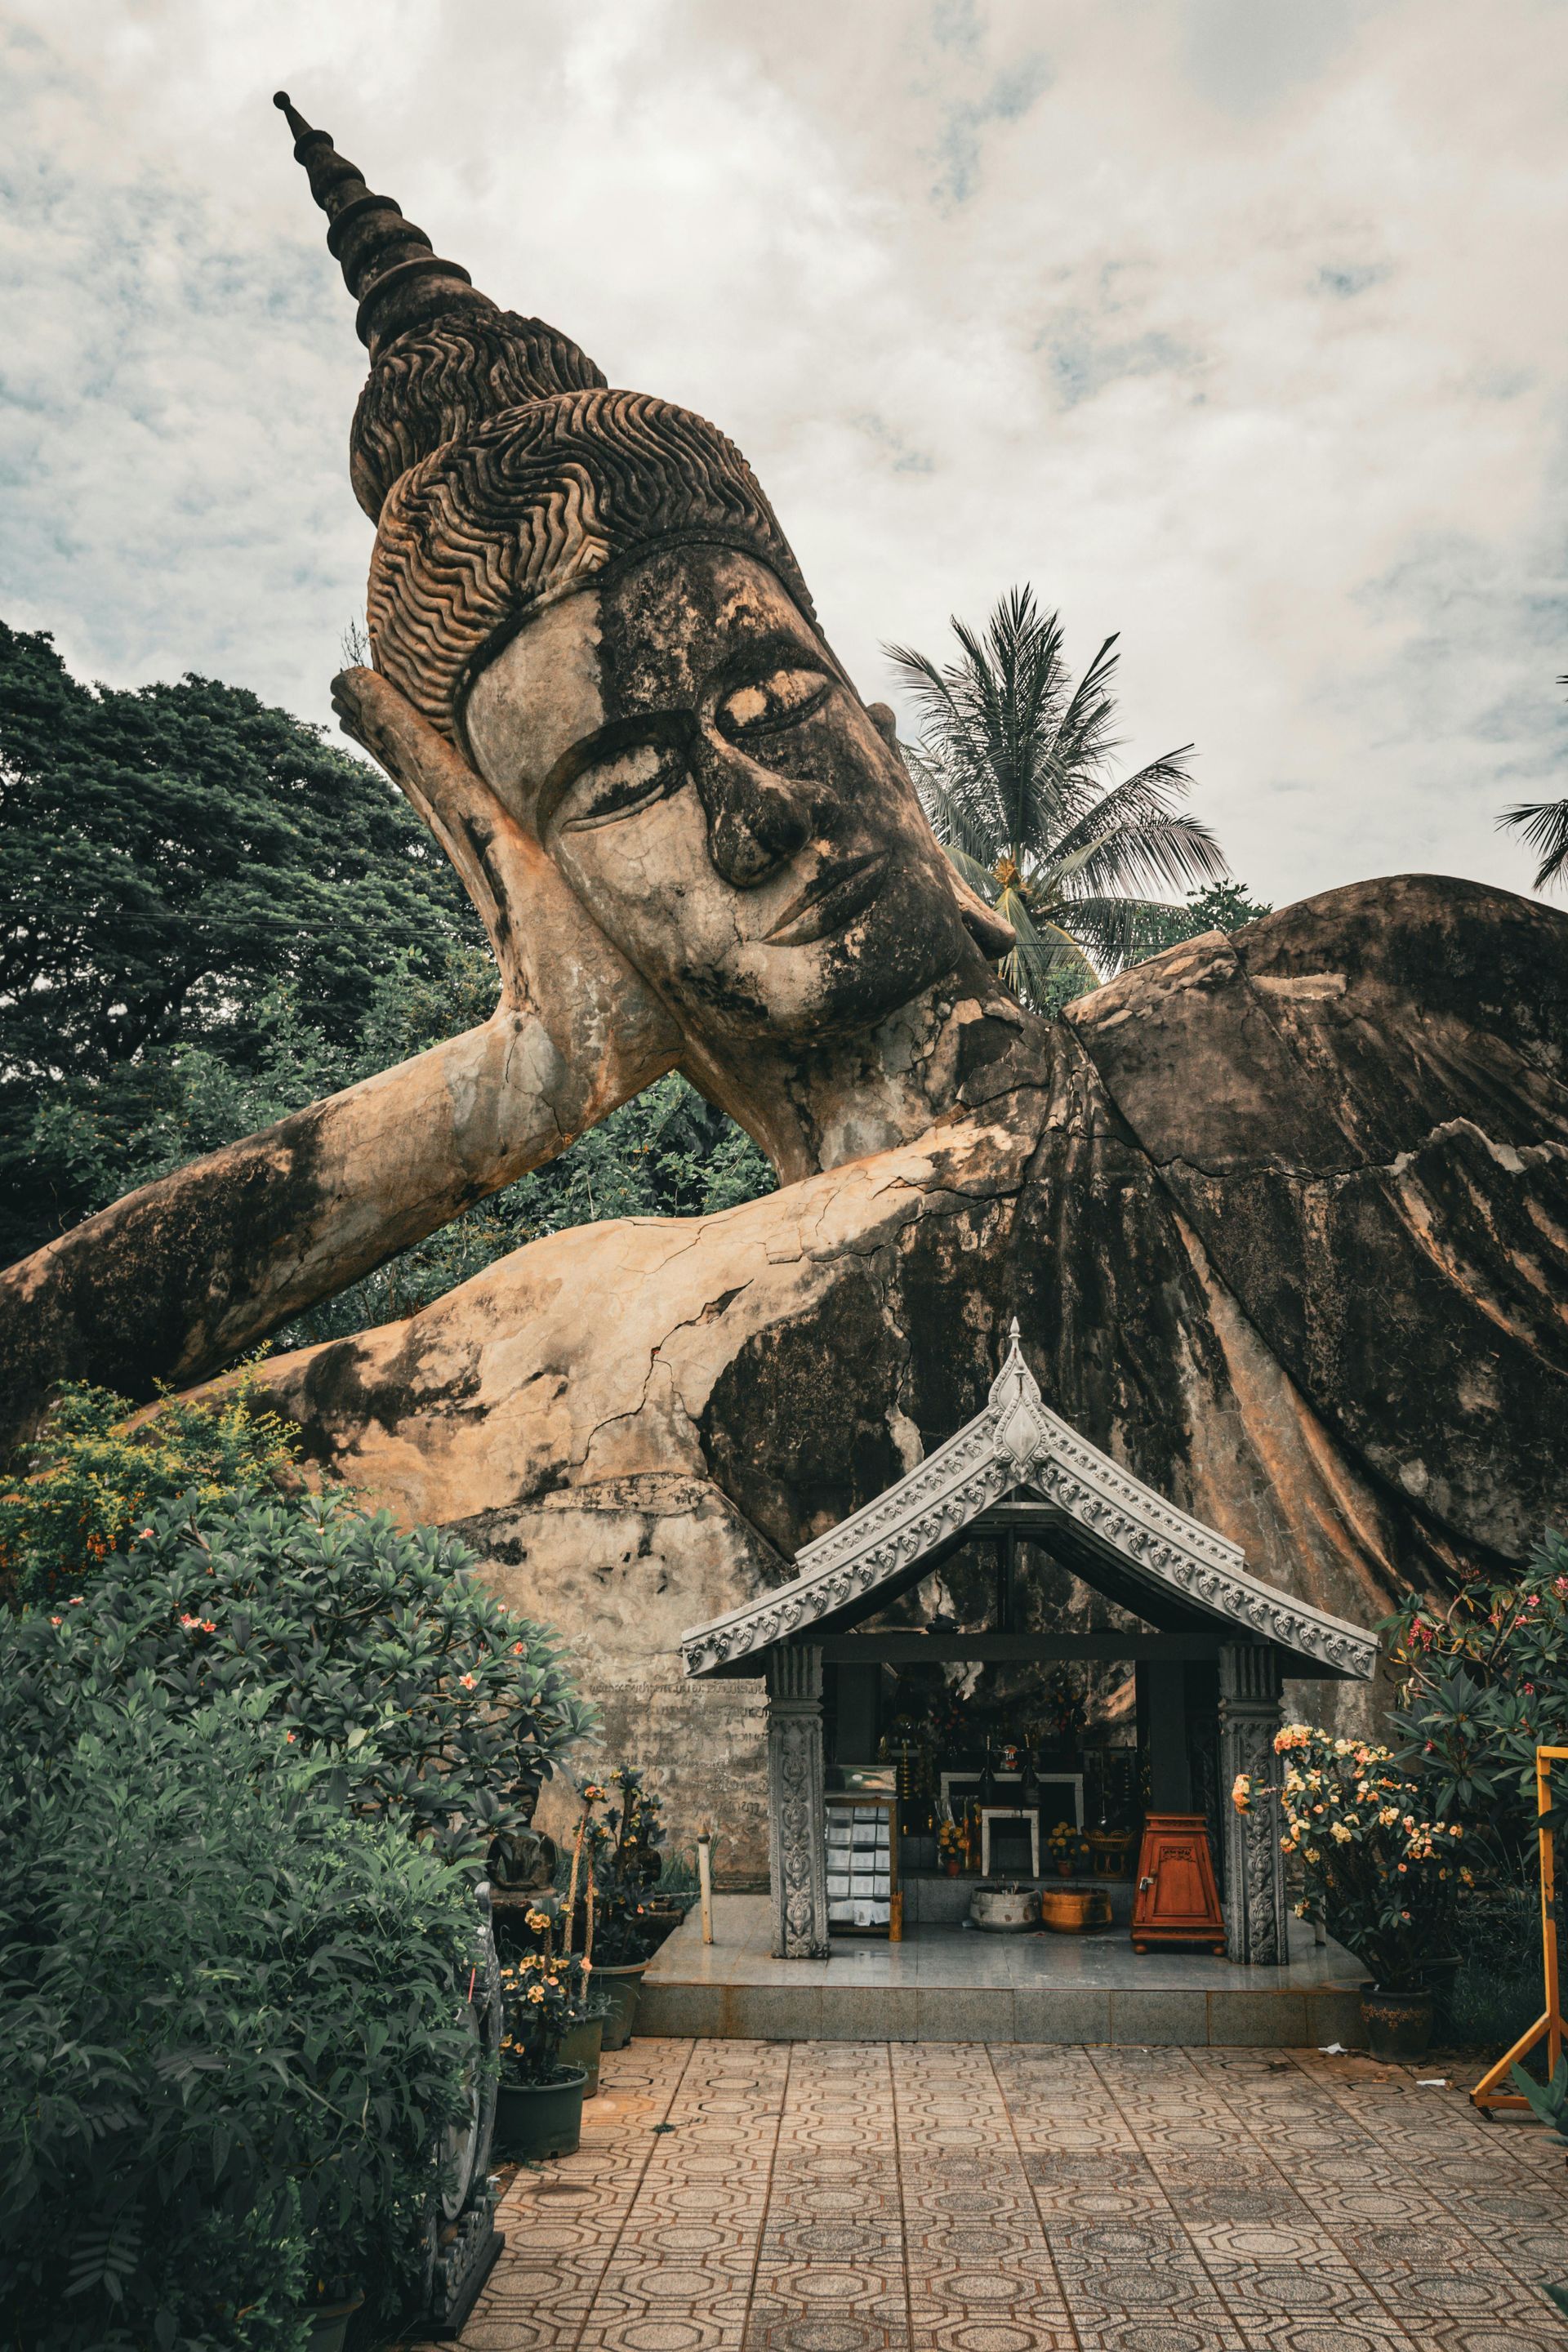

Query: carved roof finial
<box><xmin>989</xmin><ymin>1319</ymin><xmax>1048</xmax><ymax>1472</ymax></box>
<box><xmin>274</xmin><ymin>90</ymin><xmax>490</xmax><ymax>359</ymax></box>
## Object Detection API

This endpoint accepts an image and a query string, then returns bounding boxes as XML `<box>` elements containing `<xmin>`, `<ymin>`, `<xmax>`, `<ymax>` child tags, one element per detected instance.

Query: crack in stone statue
<box><xmin>2</xmin><ymin>96</ymin><xmax>1566</xmax><ymax>1868</ymax></box>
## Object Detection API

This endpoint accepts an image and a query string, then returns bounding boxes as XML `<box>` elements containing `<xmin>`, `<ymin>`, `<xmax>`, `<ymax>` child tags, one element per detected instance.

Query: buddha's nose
<box><xmin>693</xmin><ymin>728</ymin><xmax>817</xmax><ymax>887</ymax></box>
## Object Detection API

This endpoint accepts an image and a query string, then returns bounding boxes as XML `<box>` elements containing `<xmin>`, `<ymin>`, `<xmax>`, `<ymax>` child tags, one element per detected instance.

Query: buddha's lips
<box><xmin>764</xmin><ymin>851</ymin><xmax>889</xmax><ymax>946</ymax></box>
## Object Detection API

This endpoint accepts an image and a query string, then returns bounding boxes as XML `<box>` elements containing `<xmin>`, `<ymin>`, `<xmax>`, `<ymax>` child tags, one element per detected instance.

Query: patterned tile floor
<box><xmin>437</xmin><ymin>2041</ymin><xmax>1568</xmax><ymax>2352</ymax></box>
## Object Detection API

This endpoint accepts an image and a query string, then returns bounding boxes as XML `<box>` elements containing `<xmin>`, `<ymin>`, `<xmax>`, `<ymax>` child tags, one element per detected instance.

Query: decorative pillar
<box><xmin>1218</xmin><ymin>1642</ymin><xmax>1289</xmax><ymax>1965</ymax></box>
<box><xmin>765</xmin><ymin>1644</ymin><xmax>830</xmax><ymax>1959</ymax></box>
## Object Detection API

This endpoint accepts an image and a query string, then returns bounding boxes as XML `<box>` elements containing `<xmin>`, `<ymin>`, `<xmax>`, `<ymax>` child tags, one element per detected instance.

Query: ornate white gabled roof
<box><xmin>680</xmin><ymin>1323</ymin><xmax>1379</xmax><ymax>1682</ymax></box>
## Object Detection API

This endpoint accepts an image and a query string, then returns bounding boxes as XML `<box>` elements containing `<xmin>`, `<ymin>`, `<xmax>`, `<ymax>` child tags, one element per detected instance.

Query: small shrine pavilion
<box><xmin>681</xmin><ymin>1324</ymin><xmax>1378</xmax><ymax>1966</ymax></box>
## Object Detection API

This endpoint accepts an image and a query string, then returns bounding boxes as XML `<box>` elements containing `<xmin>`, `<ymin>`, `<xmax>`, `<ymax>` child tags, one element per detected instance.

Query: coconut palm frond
<box><xmin>1041</xmin><ymin>633</ymin><xmax>1124</xmax><ymax>808</ymax></box>
<box><xmin>1051</xmin><ymin>750</ymin><xmax>1198</xmax><ymax>858</ymax></box>
<box><xmin>1058</xmin><ymin>893</ymin><xmax>1178</xmax><ymax>969</ymax></box>
<box><xmin>907</xmin><ymin>751</ymin><xmax>1004</xmax><ymax>871</ymax></box>
<box><xmin>888</xmin><ymin>588</ymin><xmax>1224</xmax><ymax>998</ymax></box>
<box><xmin>943</xmin><ymin>842</ymin><xmax>1008</xmax><ymax>903</ymax></box>
<box><xmin>1499</xmin><ymin>797</ymin><xmax>1568</xmax><ymax>892</ymax></box>
<box><xmin>1071</xmin><ymin>808</ymin><xmax>1228</xmax><ymax>902</ymax></box>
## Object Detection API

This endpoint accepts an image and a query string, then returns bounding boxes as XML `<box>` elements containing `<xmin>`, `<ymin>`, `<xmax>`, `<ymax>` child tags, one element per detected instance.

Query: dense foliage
<box><xmin>0</xmin><ymin>1691</ymin><xmax>477</xmax><ymax>2351</ymax></box>
<box><xmin>0</xmin><ymin>1378</ymin><xmax>298</xmax><ymax>1607</ymax></box>
<box><xmin>0</xmin><ymin>619</ymin><xmax>483</xmax><ymax>1264</ymax></box>
<box><xmin>11</xmin><ymin>1481</ymin><xmax>591</xmax><ymax>1863</ymax></box>
<box><xmin>887</xmin><ymin>585</ymin><xmax>1227</xmax><ymax>1005</ymax></box>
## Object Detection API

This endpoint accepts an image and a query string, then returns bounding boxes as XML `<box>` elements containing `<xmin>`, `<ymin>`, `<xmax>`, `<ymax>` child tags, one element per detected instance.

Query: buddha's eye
<box><xmin>553</xmin><ymin>739</ymin><xmax>688</xmax><ymax>832</ymax></box>
<box><xmin>715</xmin><ymin>666</ymin><xmax>831</xmax><ymax>742</ymax></box>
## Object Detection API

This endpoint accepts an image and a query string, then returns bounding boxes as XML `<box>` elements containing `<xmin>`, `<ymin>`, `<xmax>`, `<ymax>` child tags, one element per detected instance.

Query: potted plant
<box><xmin>938</xmin><ymin>1818</ymin><xmax>964</xmax><ymax>1878</ymax></box>
<box><xmin>495</xmin><ymin>1953</ymin><xmax>590</xmax><ymax>2159</ymax></box>
<box><xmin>1233</xmin><ymin>1723</ymin><xmax>1463</xmax><ymax>2057</ymax></box>
<box><xmin>562</xmin><ymin>1768</ymin><xmax>668</xmax><ymax>2047</ymax></box>
<box><xmin>1045</xmin><ymin>1819</ymin><xmax>1089</xmax><ymax>1878</ymax></box>
<box><xmin>297</xmin><ymin>2276</ymin><xmax>365</xmax><ymax>2352</ymax></box>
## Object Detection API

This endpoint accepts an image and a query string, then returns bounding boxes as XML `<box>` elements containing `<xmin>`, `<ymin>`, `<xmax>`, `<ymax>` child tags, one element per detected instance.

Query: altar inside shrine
<box><xmin>681</xmin><ymin>1325</ymin><xmax>1379</xmax><ymax>1971</ymax></box>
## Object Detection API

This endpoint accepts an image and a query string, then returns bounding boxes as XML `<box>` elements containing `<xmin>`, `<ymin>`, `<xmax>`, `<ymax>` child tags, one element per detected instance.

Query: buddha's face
<box><xmin>461</xmin><ymin>546</ymin><xmax>969</xmax><ymax>1045</ymax></box>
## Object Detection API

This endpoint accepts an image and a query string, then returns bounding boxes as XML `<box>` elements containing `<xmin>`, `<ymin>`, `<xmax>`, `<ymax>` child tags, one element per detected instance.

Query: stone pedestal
<box><xmin>765</xmin><ymin>1644</ymin><xmax>829</xmax><ymax>1959</ymax></box>
<box><xmin>1218</xmin><ymin>1642</ymin><xmax>1289</xmax><ymax>1965</ymax></box>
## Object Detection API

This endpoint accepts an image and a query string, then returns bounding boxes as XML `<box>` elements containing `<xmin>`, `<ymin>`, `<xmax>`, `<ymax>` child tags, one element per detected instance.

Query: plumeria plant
<box><xmin>10</xmin><ymin>1486</ymin><xmax>593</xmax><ymax>1864</ymax></box>
<box><xmin>1233</xmin><ymin>1724</ymin><xmax>1464</xmax><ymax>1990</ymax></box>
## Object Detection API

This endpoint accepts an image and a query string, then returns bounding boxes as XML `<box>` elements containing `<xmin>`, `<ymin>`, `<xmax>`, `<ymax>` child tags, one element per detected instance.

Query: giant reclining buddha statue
<box><xmin>5</xmin><ymin>96</ymin><xmax>1566</xmax><ymax>1859</ymax></box>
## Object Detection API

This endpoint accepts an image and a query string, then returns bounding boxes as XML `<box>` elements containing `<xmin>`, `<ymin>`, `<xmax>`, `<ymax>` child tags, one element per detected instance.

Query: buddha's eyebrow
<box><xmin>704</xmin><ymin>628</ymin><xmax>841</xmax><ymax>701</ymax></box>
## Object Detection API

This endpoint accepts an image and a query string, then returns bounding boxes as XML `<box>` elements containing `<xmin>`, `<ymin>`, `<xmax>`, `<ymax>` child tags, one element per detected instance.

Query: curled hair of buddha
<box><xmin>368</xmin><ymin>385</ymin><xmax>815</xmax><ymax>742</ymax></box>
<box><xmin>349</xmin><ymin>311</ymin><xmax>609</xmax><ymax>523</ymax></box>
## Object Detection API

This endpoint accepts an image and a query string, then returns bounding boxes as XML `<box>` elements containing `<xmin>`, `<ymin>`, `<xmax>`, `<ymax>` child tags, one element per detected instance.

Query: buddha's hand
<box><xmin>331</xmin><ymin>666</ymin><xmax>681</xmax><ymax>1078</ymax></box>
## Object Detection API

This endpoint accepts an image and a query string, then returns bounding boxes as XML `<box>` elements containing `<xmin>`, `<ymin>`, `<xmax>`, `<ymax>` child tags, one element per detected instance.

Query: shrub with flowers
<box><xmin>1235</xmin><ymin>1724</ymin><xmax>1464</xmax><ymax>1989</ymax></box>
<box><xmin>497</xmin><ymin>1953</ymin><xmax>593</xmax><ymax>2085</ymax></box>
<box><xmin>0</xmin><ymin>1378</ymin><xmax>299</xmax><ymax>1608</ymax></box>
<box><xmin>9</xmin><ymin>1484</ymin><xmax>593</xmax><ymax>1863</ymax></box>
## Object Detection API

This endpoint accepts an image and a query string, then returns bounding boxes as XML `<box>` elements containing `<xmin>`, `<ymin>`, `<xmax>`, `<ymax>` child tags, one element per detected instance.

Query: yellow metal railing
<box><xmin>1471</xmin><ymin>1744</ymin><xmax>1567</xmax><ymax>2114</ymax></box>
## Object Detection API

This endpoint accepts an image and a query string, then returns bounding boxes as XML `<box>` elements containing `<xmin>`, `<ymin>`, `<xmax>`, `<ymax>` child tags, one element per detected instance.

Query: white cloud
<box><xmin>2</xmin><ymin>0</ymin><xmax>1566</xmax><ymax>906</ymax></box>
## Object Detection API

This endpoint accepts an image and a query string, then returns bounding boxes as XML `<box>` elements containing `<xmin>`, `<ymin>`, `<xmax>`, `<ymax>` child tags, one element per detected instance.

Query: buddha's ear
<box><xmin>865</xmin><ymin>700</ymin><xmax>1016</xmax><ymax>961</ymax></box>
<box><xmin>333</xmin><ymin>666</ymin><xmax>538</xmax><ymax>1008</ymax></box>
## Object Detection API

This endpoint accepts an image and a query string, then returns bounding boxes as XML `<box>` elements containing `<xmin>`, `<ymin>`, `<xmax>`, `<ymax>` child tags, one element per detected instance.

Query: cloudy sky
<box><xmin>4</xmin><ymin>0</ymin><xmax>1566</xmax><ymax>907</ymax></box>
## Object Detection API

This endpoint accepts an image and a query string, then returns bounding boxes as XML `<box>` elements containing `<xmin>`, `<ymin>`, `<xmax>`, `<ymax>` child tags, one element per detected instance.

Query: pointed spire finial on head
<box><xmin>273</xmin><ymin>87</ymin><xmax>488</xmax><ymax>359</ymax></box>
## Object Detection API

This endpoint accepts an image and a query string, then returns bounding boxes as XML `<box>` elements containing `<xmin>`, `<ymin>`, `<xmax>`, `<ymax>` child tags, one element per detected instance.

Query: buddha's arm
<box><xmin>0</xmin><ymin>998</ymin><xmax>679</xmax><ymax>1453</ymax></box>
<box><xmin>0</xmin><ymin>670</ymin><xmax>684</xmax><ymax>1453</ymax></box>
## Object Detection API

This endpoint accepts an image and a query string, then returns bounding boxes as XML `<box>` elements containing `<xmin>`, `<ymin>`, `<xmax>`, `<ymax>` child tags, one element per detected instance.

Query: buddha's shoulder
<box><xmin>1064</xmin><ymin>873</ymin><xmax>1568</xmax><ymax>1172</ymax></box>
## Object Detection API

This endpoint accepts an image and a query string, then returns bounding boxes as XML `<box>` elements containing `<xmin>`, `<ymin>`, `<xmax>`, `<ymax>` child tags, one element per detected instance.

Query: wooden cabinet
<box><xmin>824</xmin><ymin>1792</ymin><xmax>901</xmax><ymax>1939</ymax></box>
<box><xmin>1130</xmin><ymin>1811</ymin><xmax>1226</xmax><ymax>1953</ymax></box>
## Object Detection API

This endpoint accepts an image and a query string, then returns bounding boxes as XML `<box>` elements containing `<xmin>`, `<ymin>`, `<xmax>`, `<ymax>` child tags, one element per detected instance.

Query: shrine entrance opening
<box><xmin>682</xmin><ymin>1325</ymin><xmax>1378</xmax><ymax>1967</ymax></box>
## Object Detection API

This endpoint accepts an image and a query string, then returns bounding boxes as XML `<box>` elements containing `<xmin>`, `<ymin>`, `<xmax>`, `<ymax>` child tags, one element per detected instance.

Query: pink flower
<box><xmin>49</xmin><ymin>1615</ymin><xmax>62</xmax><ymax>1627</ymax></box>
<box><xmin>68</xmin><ymin>1596</ymin><xmax>83</xmax><ymax>1606</ymax></box>
<box><xmin>460</xmin><ymin>1673</ymin><xmax>477</xmax><ymax>1690</ymax></box>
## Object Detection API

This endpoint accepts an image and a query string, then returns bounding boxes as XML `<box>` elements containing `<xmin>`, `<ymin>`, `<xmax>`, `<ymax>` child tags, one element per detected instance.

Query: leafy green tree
<box><xmin>0</xmin><ymin>619</ymin><xmax>485</xmax><ymax>1262</ymax></box>
<box><xmin>1499</xmin><ymin>676</ymin><xmax>1568</xmax><ymax>891</ymax></box>
<box><xmin>1126</xmin><ymin>880</ymin><xmax>1274</xmax><ymax>960</ymax></box>
<box><xmin>885</xmin><ymin>586</ymin><xmax>1227</xmax><ymax>1009</ymax></box>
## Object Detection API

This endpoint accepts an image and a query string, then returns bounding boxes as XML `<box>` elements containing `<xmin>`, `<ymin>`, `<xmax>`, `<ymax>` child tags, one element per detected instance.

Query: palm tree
<box><xmin>1498</xmin><ymin>676</ymin><xmax>1568</xmax><ymax>891</ymax></box>
<box><xmin>885</xmin><ymin>586</ymin><xmax>1227</xmax><ymax>1007</ymax></box>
